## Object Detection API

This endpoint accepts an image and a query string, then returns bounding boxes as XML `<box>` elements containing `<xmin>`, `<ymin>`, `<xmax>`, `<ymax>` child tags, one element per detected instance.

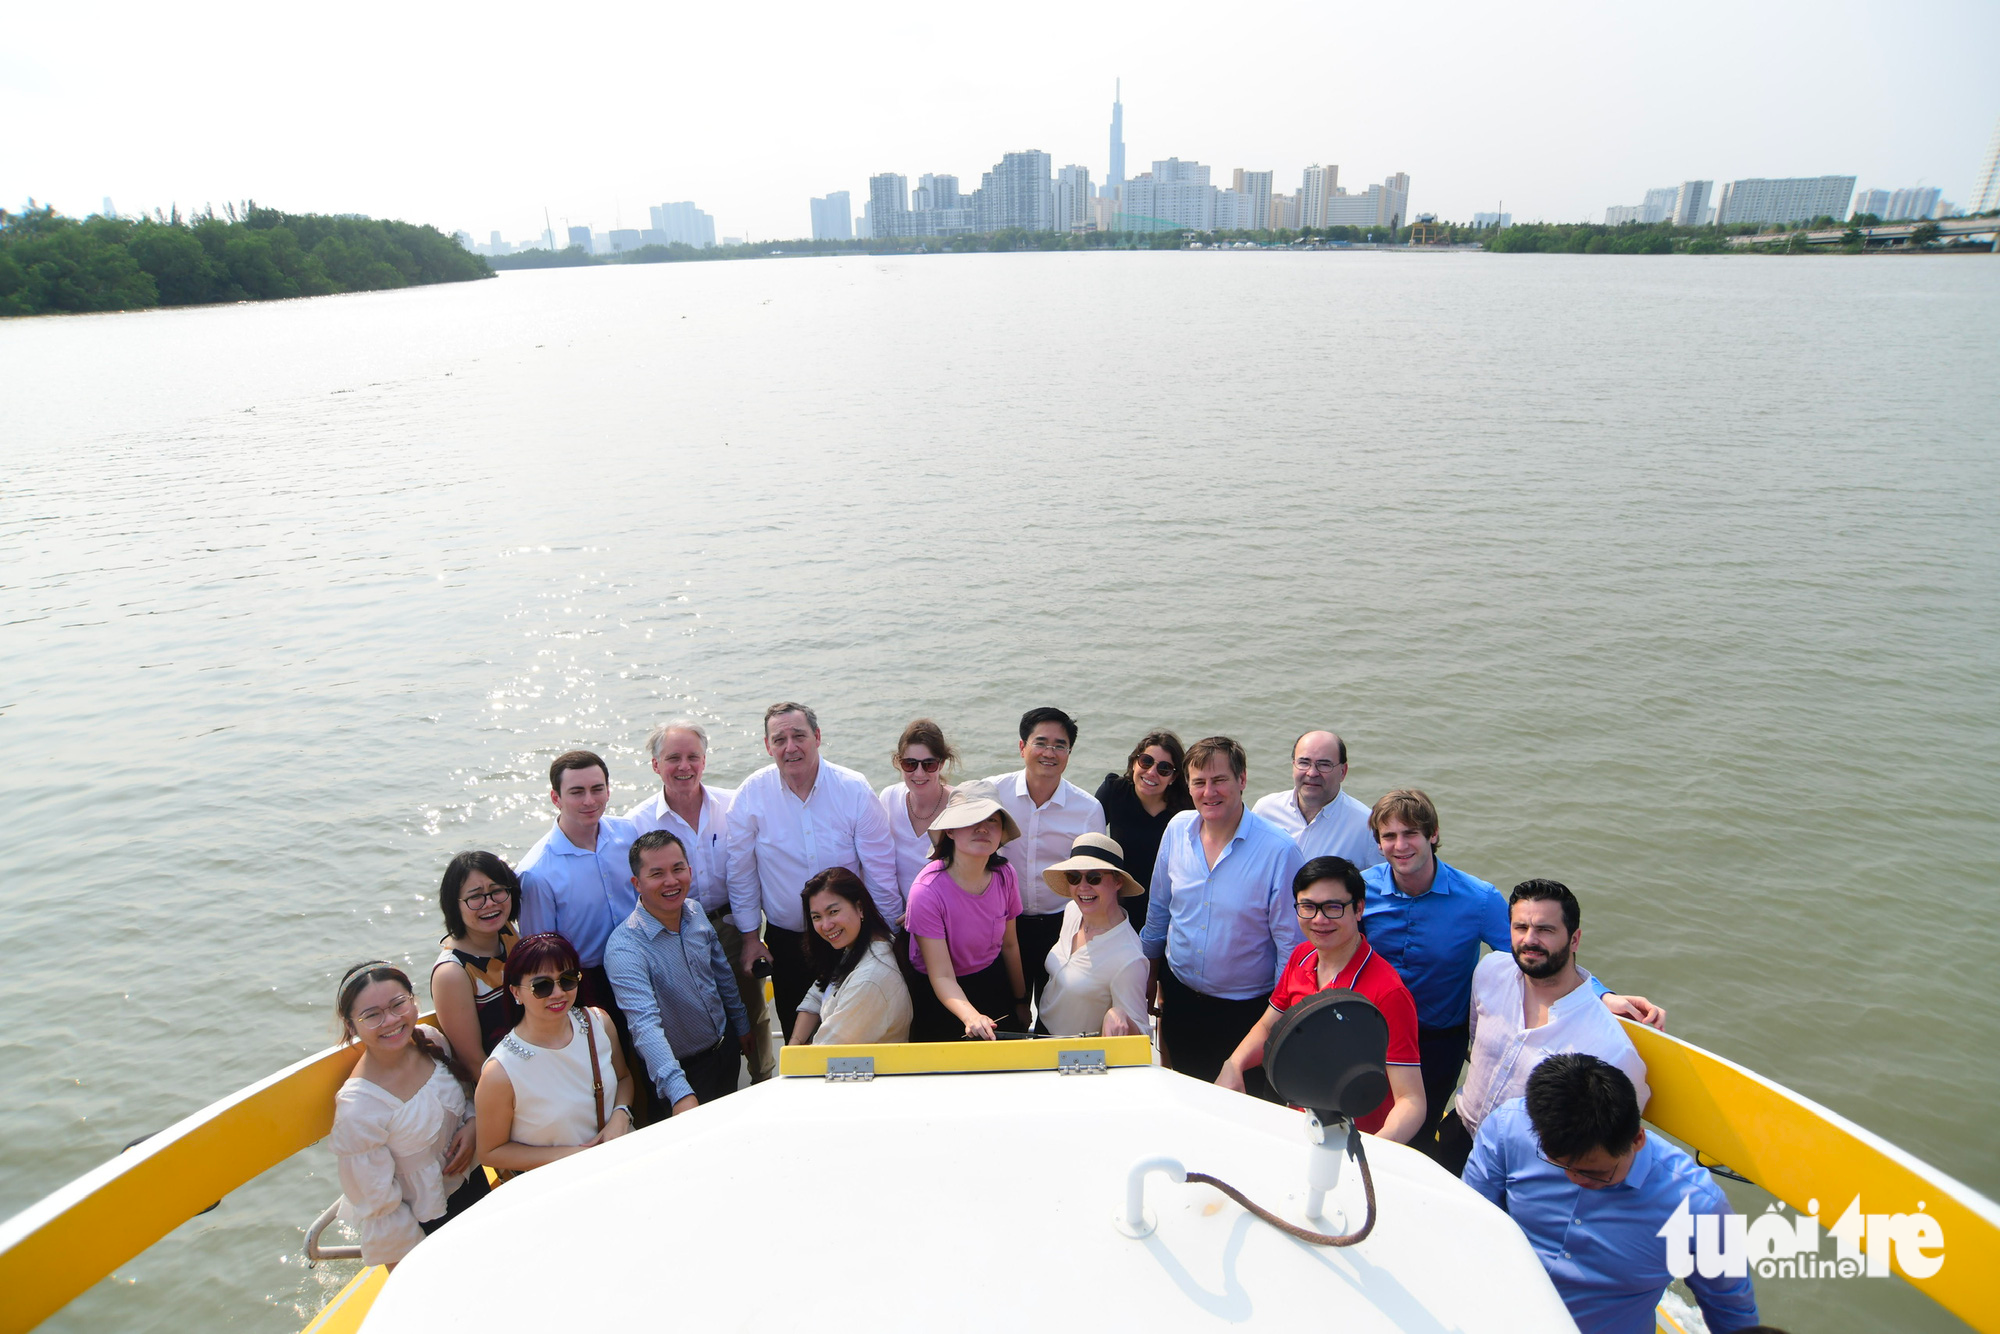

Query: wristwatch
<box><xmin>612</xmin><ymin>1104</ymin><xmax>633</xmax><ymax>1124</ymax></box>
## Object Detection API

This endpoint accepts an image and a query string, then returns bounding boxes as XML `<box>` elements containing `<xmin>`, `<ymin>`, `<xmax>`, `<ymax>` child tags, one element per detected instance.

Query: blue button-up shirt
<box><xmin>1359</xmin><ymin>858</ymin><xmax>1509</xmax><ymax>1029</ymax></box>
<box><xmin>516</xmin><ymin>817</ymin><xmax>640</xmax><ymax>968</ymax></box>
<box><xmin>603</xmin><ymin>901</ymin><xmax>748</xmax><ymax>1105</ymax></box>
<box><xmin>1465</xmin><ymin>1099</ymin><xmax>1761</xmax><ymax>1334</ymax></box>
<box><xmin>1141</xmin><ymin>809</ymin><xmax>1305</xmax><ymax>1001</ymax></box>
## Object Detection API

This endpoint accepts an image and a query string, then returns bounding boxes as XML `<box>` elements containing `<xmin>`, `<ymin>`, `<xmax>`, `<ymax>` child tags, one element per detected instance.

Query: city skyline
<box><xmin>5</xmin><ymin>0</ymin><xmax>1995</xmax><ymax>243</ymax></box>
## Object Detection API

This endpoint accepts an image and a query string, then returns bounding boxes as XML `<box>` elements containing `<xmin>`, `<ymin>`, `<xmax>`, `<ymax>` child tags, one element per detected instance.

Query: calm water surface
<box><xmin>3</xmin><ymin>251</ymin><xmax>1996</xmax><ymax>1332</ymax></box>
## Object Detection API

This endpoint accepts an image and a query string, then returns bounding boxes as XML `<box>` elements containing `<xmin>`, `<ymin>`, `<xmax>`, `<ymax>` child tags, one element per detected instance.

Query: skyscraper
<box><xmin>1106</xmin><ymin>80</ymin><xmax>1125</xmax><ymax>199</ymax></box>
<box><xmin>1233</xmin><ymin>170</ymin><xmax>1273</xmax><ymax>230</ymax></box>
<box><xmin>1639</xmin><ymin>187</ymin><xmax>1679</xmax><ymax>224</ymax></box>
<box><xmin>1714</xmin><ymin>176</ymin><xmax>1855</xmax><ymax>226</ymax></box>
<box><xmin>1851</xmin><ymin>188</ymin><xmax>1890</xmax><ymax>220</ymax></box>
<box><xmin>810</xmin><ymin>191</ymin><xmax>852</xmax><ymax>240</ymax></box>
<box><xmin>1974</xmin><ymin>116</ymin><xmax>2000</xmax><ymax>214</ymax></box>
<box><xmin>650</xmin><ymin>202</ymin><xmax>716</xmax><ymax>247</ymax></box>
<box><xmin>1053</xmin><ymin>165</ymin><xmax>1094</xmax><ymax>231</ymax></box>
<box><xmin>972</xmin><ymin>151</ymin><xmax>1053</xmax><ymax>231</ymax></box>
<box><xmin>1298</xmin><ymin>164</ymin><xmax>1339</xmax><ymax>228</ymax></box>
<box><xmin>867</xmin><ymin>174</ymin><xmax>909</xmax><ymax>238</ymax></box>
<box><xmin>567</xmin><ymin>225</ymin><xmax>593</xmax><ymax>251</ymax></box>
<box><xmin>1671</xmin><ymin>180</ymin><xmax>1712</xmax><ymax>226</ymax></box>
<box><xmin>1885</xmin><ymin>186</ymin><xmax>1941</xmax><ymax>221</ymax></box>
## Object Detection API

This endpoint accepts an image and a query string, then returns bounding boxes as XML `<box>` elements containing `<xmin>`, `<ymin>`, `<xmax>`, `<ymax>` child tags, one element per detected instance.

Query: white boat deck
<box><xmin>366</xmin><ymin>1062</ymin><xmax>1575</xmax><ymax>1331</ymax></box>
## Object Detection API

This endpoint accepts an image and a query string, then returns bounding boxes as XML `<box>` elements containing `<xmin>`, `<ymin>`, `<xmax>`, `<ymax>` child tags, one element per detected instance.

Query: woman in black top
<box><xmin>1093</xmin><ymin>729</ymin><xmax>1192</xmax><ymax>936</ymax></box>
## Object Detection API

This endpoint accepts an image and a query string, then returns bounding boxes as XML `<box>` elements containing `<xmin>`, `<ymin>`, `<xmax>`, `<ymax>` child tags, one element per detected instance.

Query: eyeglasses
<box><xmin>899</xmin><ymin>756</ymin><xmax>943</xmax><ymax>773</ymax></box>
<box><xmin>1294</xmin><ymin>758</ymin><xmax>1344</xmax><ymax>774</ymax></box>
<box><xmin>461</xmin><ymin>887</ymin><xmax>511</xmax><ymax>909</ymax></box>
<box><xmin>1064</xmin><ymin>870</ymin><xmax>1117</xmax><ymax>887</ymax></box>
<box><xmin>1296</xmin><ymin>899</ymin><xmax>1357</xmax><ymax>919</ymax></box>
<box><xmin>1133</xmin><ymin>755</ymin><xmax>1177</xmax><ymax>779</ymax></box>
<box><xmin>355</xmin><ymin>993</ymin><xmax>415</xmax><ymax>1029</ymax></box>
<box><xmin>1027</xmin><ymin>738</ymin><xmax>1072</xmax><ymax>753</ymax></box>
<box><xmin>1536</xmin><ymin>1150</ymin><xmax>1621</xmax><ymax>1184</ymax></box>
<box><xmin>526</xmin><ymin>969</ymin><xmax>583</xmax><ymax>1000</ymax></box>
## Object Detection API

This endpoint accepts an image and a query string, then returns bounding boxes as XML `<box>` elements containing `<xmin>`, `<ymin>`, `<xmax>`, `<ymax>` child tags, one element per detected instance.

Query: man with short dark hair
<box><xmin>518</xmin><ymin>749</ymin><xmax>640</xmax><ymax>1018</ymax></box>
<box><xmin>1436</xmin><ymin>879</ymin><xmax>1651</xmax><ymax>1174</ymax></box>
<box><xmin>1141</xmin><ymin>736</ymin><xmax>1304</xmax><ymax>1085</ymax></box>
<box><xmin>986</xmin><ymin>706</ymin><xmax>1106</xmax><ymax>1007</ymax></box>
<box><xmin>605</xmin><ymin>830</ymin><xmax>750</xmax><ymax>1113</ymax></box>
<box><xmin>1465</xmin><ymin>1054</ymin><xmax>1759</xmax><ymax>1334</ymax></box>
<box><xmin>728</xmin><ymin>702</ymin><xmax>899</xmax><ymax>1038</ymax></box>
<box><xmin>1252</xmin><ymin>730</ymin><xmax>1383</xmax><ymax>868</ymax></box>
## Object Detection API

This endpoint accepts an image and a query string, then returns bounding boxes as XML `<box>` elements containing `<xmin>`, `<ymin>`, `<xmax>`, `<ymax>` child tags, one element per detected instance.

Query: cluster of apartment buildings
<box><xmin>463</xmin><ymin>201</ymin><xmax>721</xmax><ymax>257</ymax></box>
<box><xmin>1603</xmin><ymin>176</ymin><xmax>1961</xmax><ymax>228</ymax></box>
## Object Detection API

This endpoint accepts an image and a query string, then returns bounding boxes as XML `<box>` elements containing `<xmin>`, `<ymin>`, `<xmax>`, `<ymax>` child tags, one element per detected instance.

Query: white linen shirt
<box><xmin>1038</xmin><ymin>903</ymin><xmax>1151</xmax><ymax>1038</ymax></box>
<box><xmin>1458</xmin><ymin>950</ymin><xmax>1652</xmax><ymax>1136</ymax></box>
<box><xmin>625</xmin><ymin>784</ymin><xmax>736</xmax><ymax>915</ymax></box>
<box><xmin>799</xmin><ymin>938</ymin><xmax>913</xmax><ymax>1045</ymax></box>
<box><xmin>985</xmin><ymin>770</ymin><xmax>1107</xmax><ymax>918</ymax></box>
<box><xmin>1251</xmin><ymin>787</ymin><xmax>1385</xmax><ymax>869</ymax></box>
<box><xmin>727</xmin><ymin>761</ymin><xmax>901</xmax><ymax>933</ymax></box>
<box><xmin>878</xmin><ymin>781</ymin><xmax>947</xmax><ymax>897</ymax></box>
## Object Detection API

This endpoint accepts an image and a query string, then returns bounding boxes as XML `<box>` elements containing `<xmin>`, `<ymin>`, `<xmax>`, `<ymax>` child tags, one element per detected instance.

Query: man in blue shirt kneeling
<box><xmin>1465</xmin><ymin>1053</ymin><xmax>1760</xmax><ymax>1334</ymax></box>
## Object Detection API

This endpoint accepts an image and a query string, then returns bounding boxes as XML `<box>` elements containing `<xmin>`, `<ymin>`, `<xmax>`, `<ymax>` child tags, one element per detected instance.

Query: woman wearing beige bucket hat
<box><xmin>901</xmin><ymin>781</ymin><xmax>1030</xmax><ymax>1041</ymax></box>
<box><xmin>1035</xmin><ymin>833</ymin><xmax>1152</xmax><ymax>1039</ymax></box>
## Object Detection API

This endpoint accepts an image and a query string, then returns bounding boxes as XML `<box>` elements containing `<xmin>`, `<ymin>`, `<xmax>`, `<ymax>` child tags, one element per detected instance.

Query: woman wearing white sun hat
<box><xmin>1035</xmin><ymin>833</ymin><xmax>1152</xmax><ymax>1040</ymax></box>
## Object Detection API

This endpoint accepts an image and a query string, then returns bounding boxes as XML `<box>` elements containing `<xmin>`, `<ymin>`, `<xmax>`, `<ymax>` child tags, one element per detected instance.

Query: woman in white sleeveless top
<box><xmin>475</xmin><ymin>933</ymin><xmax>635</xmax><ymax>1172</ymax></box>
<box><xmin>877</xmin><ymin>718</ymin><xmax>955</xmax><ymax>897</ymax></box>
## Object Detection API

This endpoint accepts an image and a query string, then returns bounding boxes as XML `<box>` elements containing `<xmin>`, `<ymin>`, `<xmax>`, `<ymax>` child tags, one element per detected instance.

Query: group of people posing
<box><xmin>328</xmin><ymin>702</ymin><xmax>1762</xmax><ymax>1333</ymax></box>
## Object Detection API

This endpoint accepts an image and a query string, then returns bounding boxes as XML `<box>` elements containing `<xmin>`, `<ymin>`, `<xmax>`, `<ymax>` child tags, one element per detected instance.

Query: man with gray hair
<box><xmin>626</xmin><ymin>718</ymin><xmax>771</xmax><ymax>1081</ymax></box>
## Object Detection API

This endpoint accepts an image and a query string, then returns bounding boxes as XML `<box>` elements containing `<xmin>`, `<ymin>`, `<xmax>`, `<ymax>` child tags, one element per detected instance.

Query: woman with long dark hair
<box><xmin>1093</xmin><ymin>729</ymin><xmax>1191</xmax><ymax>933</ymax></box>
<box><xmin>790</xmin><ymin>867</ymin><xmax>911</xmax><ymax>1045</ymax></box>
<box><xmin>329</xmin><ymin>962</ymin><xmax>486</xmax><ymax>1267</ymax></box>
<box><xmin>431</xmin><ymin>850</ymin><xmax>522</xmax><ymax>1060</ymax></box>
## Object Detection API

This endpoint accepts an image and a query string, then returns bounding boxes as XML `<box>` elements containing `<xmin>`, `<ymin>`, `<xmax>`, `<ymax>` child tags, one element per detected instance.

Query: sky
<box><xmin>6</xmin><ymin>0</ymin><xmax>1997</xmax><ymax>241</ymax></box>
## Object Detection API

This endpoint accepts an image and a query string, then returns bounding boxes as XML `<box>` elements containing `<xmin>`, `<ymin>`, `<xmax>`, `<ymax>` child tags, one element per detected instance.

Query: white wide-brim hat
<box><xmin>927</xmin><ymin>779</ymin><xmax>1023</xmax><ymax>852</ymax></box>
<box><xmin>1043</xmin><ymin>832</ymin><xmax>1145</xmax><ymax>899</ymax></box>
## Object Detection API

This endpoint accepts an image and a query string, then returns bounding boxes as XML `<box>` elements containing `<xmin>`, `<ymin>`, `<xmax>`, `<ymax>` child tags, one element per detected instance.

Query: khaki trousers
<box><xmin>713</xmin><ymin>916</ymin><xmax>775</xmax><ymax>1081</ymax></box>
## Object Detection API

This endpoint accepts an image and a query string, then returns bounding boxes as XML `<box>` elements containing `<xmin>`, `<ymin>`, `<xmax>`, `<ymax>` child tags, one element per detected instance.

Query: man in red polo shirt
<box><xmin>1217</xmin><ymin>854</ymin><xmax>1425</xmax><ymax>1140</ymax></box>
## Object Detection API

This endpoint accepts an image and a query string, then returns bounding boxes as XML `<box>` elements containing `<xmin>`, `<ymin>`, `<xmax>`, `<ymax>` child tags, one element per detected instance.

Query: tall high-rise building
<box><xmin>1639</xmin><ymin>186</ymin><xmax>1680</xmax><ymax>224</ymax></box>
<box><xmin>916</xmin><ymin>174</ymin><xmax>962</xmax><ymax>210</ymax></box>
<box><xmin>1053</xmin><ymin>164</ymin><xmax>1095</xmax><ymax>231</ymax></box>
<box><xmin>867</xmin><ymin>174</ymin><xmax>909</xmax><ymax>238</ymax></box>
<box><xmin>1851</xmin><ymin>188</ymin><xmax>1890</xmax><ymax>220</ymax></box>
<box><xmin>1885</xmin><ymin>186</ymin><xmax>1942</xmax><ymax>221</ymax></box>
<box><xmin>1299</xmin><ymin>164</ymin><xmax>1339</xmax><ymax>228</ymax></box>
<box><xmin>1714</xmin><ymin>176</ymin><xmax>1855</xmax><ymax>226</ymax></box>
<box><xmin>1671</xmin><ymin>180</ymin><xmax>1712</xmax><ymax>226</ymax></box>
<box><xmin>810</xmin><ymin>191</ymin><xmax>852</xmax><ymax>240</ymax></box>
<box><xmin>1106</xmin><ymin>80</ymin><xmax>1125</xmax><ymax>199</ymax></box>
<box><xmin>567</xmin><ymin>225</ymin><xmax>592</xmax><ymax>251</ymax></box>
<box><xmin>1232</xmin><ymin>170</ymin><xmax>1273</xmax><ymax>230</ymax></box>
<box><xmin>1973</xmin><ymin>116</ymin><xmax>2000</xmax><ymax>214</ymax></box>
<box><xmin>650</xmin><ymin>202</ymin><xmax>716</xmax><ymax>247</ymax></box>
<box><xmin>1120</xmin><ymin>158</ymin><xmax>1214</xmax><ymax>230</ymax></box>
<box><xmin>972</xmin><ymin>150</ymin><xmax>1053</xmax><ymax>231</ymax></box>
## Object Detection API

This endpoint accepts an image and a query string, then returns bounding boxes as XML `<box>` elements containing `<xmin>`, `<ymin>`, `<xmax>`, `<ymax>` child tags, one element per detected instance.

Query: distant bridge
<box><xmin>1727</xmin><ymin>215</ymin><xmax>1999</xmax><ymax>249</ymax></box>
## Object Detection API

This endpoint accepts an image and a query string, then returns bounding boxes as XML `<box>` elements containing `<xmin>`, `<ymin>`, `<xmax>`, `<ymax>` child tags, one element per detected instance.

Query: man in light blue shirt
<box><xmin>1465</xmin><ymin>1054</ymin><xmax>1760</xmax><ymax>1334</ymax></box>
<box><xmin>517</xmin><ymin>749</ymin><xmax>640</xmax><ymax>1022</ymax></box>
<box><xmin>1142</xmin><ymin>736</ymin><xmax>1304</xmax><ymax>1087</ymax></box>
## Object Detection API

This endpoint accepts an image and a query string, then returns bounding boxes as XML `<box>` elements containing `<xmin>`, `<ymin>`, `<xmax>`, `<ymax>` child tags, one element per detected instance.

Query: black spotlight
<box><xmin>1263</xmin><ymin>988</ymin><xmax>1389</xmax><ymax>1124</ymax></box>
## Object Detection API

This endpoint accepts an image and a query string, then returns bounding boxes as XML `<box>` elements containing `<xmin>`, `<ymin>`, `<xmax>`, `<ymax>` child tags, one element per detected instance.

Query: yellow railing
<box><xmin>1623</xmin><ymin>1021</ymin><xmax>2000</xmax><ymax>1332</ymax></box>
<box><xmin>777</xmin><ymin>1033</ymin><xmax>1154</xmax><ymax>1077</ymax></box>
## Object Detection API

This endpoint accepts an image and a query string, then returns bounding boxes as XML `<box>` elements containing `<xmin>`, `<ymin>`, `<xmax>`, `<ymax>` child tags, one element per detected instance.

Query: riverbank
<box><xmin>0</xmin><ymin>205</ymin><xmax>491</xmax><ymax>316</ymax></box>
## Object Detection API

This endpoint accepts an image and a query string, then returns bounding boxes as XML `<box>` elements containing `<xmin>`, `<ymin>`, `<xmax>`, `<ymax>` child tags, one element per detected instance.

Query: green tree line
<box><xmin>0</xmin><ymin>203</ymin><xmax>492</xmax><ymax>316</ymax></box>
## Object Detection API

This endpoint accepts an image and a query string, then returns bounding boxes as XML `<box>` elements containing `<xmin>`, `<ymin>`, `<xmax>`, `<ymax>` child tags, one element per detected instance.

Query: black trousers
<box><xmin>678</xmin><ymin>1037</ymin><xmax>742</xmax><ymax>1106</ymax></box>
<box><xmin>1415</xmin><ymin>1023</ymin><xmax>1471</xmax><ymax>1164</ymax></box>
<box><xmin>1434</xmin><ymin>1108</ymin><xmax>1476</xmax><ymax>1176</ymax></box>
<box><xmin>763</xmin><ymin>923</ymin><xmax>814</xmax><ymax>1041</ymax></box>
<box><xmin>419</xmin><ymin>1166</ymin><xmax>491</xmax><ymax>1235</ymax></box>
<box><xmin>1158</xmin><ymin>962</ymin><xmax>1271</xmax><ymax>1093</ymax></box>
<box><xmin>1015</xmin><ymin>910</ymin><xmax>1064</xmax><ymax>1007</ymax></box>
<box><xmin>904</xmin><ymin>945</ymin><xmax>1028</xmax><ymax>1042</ymax></box>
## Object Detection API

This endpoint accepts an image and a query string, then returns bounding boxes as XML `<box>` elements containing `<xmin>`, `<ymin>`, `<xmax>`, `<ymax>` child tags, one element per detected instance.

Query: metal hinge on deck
<box><xmin>825</xmin><ymin>1057</ymin><xmax>875</xmax><ymax>1082</ymax></box>
<box><xmin>1058</xmin><ymin>1049</ymin><xmax>1107</xmax><ymax>1075</ymax></box>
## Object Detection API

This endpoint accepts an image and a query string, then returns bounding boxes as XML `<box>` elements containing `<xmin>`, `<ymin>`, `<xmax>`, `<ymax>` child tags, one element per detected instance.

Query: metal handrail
<box><xmin>303</xmin><ymin>1200</ymin><xmax>361</xmax><ymax>1265</ymax></box>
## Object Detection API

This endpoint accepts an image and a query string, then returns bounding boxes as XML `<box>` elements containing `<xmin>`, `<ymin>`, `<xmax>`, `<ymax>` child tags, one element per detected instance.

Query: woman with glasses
<box><xmin>475</xmin><ymin>933</ymin><xmax>635</xmax><ymax>1173</ymax></box>
<box><xmin>330</xmin><ymin>961</ymin><xmax>485</xmax><ymax>1267</ymax></box>
<box><xmin>1094</xmin><ymin>730</ymin><xmax>1191</xmax><ymax>937</ymax></box>
<box><xmin>431</xmin><ymin>851</ymin><xmax>523</xmax><ymax>1060</ymax></box>
<box><xmin>879</xmin><ymin>718</ymin><xmax>956</xmax><ymax>897</ymax></box>
<box><xmin>1035</xmin><ymin>834</ymin><xmax>1151</xmax><ymax>1039</ymax></box>
<box><xmin>1215</xmin><ymin>856</ymin><xmax>1426</xmax><ymax>1141</ymax></box>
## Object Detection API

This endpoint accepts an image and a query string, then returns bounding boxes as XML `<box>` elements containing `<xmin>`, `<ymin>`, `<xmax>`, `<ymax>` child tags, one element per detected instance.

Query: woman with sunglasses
<box><xmin>878</xmin><ymin>718</ymin><xmax>956</xmax><ymax>897</ymax></box>
<box><xmin>475</xmin><ymin>933</ymin><xmax>636</xmax><ymax>1173</ymax></box>
<box><xmin>431</xmin><ymin>851</ymin><xmax>523</xmax><ymax>1061</ymax></box>
<box><xmin>1215</xmin><ymin>856</ymin><xmax>1426</xmax><ymax>1141</ymax></box>
<box><xmin>1094</xmin><ymin>730</ymin><xmax>1191</xmax><ymax>937</ymax></box>
<box><xmin>1035</xmin><ymin>834</ymin><xmax>1151</xmax><ymax>1039</ymax></box>
<box><xmin>330</xmin><ymin>962</ymin><xmax>485</xmax><ymax>1267</ymax></box>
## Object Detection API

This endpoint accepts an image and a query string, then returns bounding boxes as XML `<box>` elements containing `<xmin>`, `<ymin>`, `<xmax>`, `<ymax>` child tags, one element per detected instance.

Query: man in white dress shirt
<box><xmin>1251</xmin><ymin>730</ymin><xmax>1384</xmax><ymax>869</ymax></box>
<box><xmin>1439</xmin><ymin>878</ymin><xmax>1652</xmax><ymax>1176</ymax></box>
<box><xmin>625</xmin><ymin>719</ymin><xmax>771</xmax><ymax>1082</ymax></box>
<box><xmin>728</xmin><ymin>702</ymin><xmax>900</xmax><ymax>1038</ymax></box>
<box><xmin>986</xmin><ymin>706</ymin><xmax>1106</xmax><ymax>1008</ymax></box>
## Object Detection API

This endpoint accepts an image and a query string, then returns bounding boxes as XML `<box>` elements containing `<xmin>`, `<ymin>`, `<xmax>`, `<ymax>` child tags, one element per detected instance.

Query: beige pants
<box><xmin>713</xmin><ymin>917</ymin><xmax>775</xmax><ymax>1081</ymax></box>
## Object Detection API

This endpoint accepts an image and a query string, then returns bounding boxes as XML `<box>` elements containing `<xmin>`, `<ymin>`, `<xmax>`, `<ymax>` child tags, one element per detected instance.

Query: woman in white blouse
<box><xmin>1035</xmin><ymin>834</ymin><xmax>1151</xmax><ymax>1039</ymax></box>
<box><xmin>329</xmin><ymin>962</ymin><xmax>484</xmax><ymax>1267</ymax></box>
<box><xmin>877</xmin><ymin>718</ymin><xmax>956</xmax><ymax>897</ymax></box>
<box><xmin>791</xmin><ymin>868</ymin><xmax>912</xmax><ymax>1045</ymax></box>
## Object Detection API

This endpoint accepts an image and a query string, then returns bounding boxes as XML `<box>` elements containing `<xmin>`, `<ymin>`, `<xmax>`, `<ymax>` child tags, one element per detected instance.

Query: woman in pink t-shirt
<box><xmin>902</xmin><ymin>780</ymin><xmax>1029</xmax><ymax>1040</ymax></box>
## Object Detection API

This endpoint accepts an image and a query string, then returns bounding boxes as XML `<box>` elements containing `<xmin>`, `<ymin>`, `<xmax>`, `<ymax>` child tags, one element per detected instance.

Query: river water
<box><xmin>3</xmin><ymin>251</ymin><xmax>1996</xmax><ymax>1332</ymax></box>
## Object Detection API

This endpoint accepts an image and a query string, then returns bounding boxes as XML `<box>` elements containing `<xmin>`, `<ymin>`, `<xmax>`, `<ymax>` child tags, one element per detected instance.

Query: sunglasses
<box><xmin>899</xmin><ymin>756</ymin><xmax>943</xmax><ymax>773</ymax></box>
<box><xmin>1064</xmin><ymin>870</ymin><xmax>1117</xmax><ymax>887</ymax></box>
<box><xmin>1133</xmin><ymin>755</ymin><xmax>1177</xmax><ymax>779</ymax></box>
<box><xmin>525</xmin><ymin>969</ymin><xmax>583</xmax><ymax>999</ymax></box>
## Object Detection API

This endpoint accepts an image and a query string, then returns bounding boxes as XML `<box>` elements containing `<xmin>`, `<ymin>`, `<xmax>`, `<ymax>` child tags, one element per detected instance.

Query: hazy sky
<box><xmin>7</xmin><ymin>0</ymin><xmax>1996</xmax><ymax>240</ymax></box>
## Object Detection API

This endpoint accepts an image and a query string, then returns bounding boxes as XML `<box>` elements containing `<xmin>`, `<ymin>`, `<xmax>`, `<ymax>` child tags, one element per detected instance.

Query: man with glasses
<box><xmin>1439</xmin><ymin>879</ymin><xmax>1651</xmax><ymax>1174</ymax></box>
<box><xmin>1216</xmin><ymin>856</ymin><xmax>1425</xmax><ymax>1137</ymax></box>
<box><xmin>1253</xmin><ymin>731</ymin><xmax>1382</xmax><ymax>868</ymax></box>
<box><xmin>1464</xmin><ymin>1054</ymin><xmax>1760</xmax><ymax>1334</ymax></box>
<box><xmin>518</xmin><ymin>749</ymin><xmax>641</xmax><ymax>1026</ymax></box>
<box><xmin>986</xmin><ymin>707</ymin><xmax>1106</xmax><ymax>1008</ymax></box>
